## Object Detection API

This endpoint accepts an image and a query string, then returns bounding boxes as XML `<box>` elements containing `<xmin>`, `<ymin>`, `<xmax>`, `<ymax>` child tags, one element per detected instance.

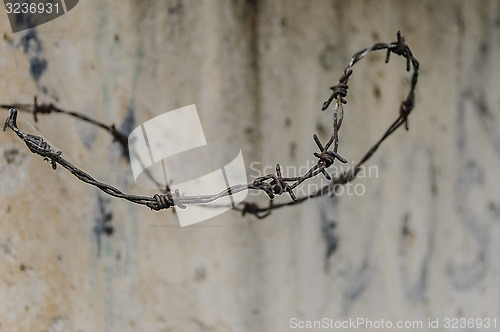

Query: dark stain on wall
<box><xmin>447</xmin><ymin>91</ymin><xmax>489</xmax><ymax>290</ymax></box>
<box><xmin>93</xmin><ymin>193</ymin><xmax>114</xmax><ymax>255</ymax></box>
<box><xmin>76</xmin><ymin>110</ymin><xmax>98</xmax><ymax>150</ymax></box>
<box><xmin>320</xmin><ymin>203</ymin><xmax>339</xmax><ymax>271</ymax></box>
<box><xmin>488</xmin><ymin>201</ymin><xmax>500</xmax><ymax>220</ymax></box>
<box><xmin>401</xmin><ymin>212</ymin><xmax>412</xmax><ymax>238</ymax></box>
<box><xmin>19</xmin><ymin>29</ymin><xmax>48</xmax><ymax>90</ymax></box>
<box><xmin>373</xmin><ymin>84</ymin><xmax>381</xmax><ymax>101</ymax></box>
<box><xmin>341</xmin><ymin>261</ymin><xmax>369</xmax><ymax>315</ymax></box>
<box><xmin>319</xmin><ymin>43</ymin><xmax>337</xmax><ymax>71</ymax></box>
<box><xmin>315</xmin><ymin>120</ymin><xmax>327</xmax><ymax>138</ymax></box>
<box><xmin>397</xmin><ymin>147</ymin><xmax>438</xmax><ymax>302</ymax></box>
<box><xmin>430</xmin><ymin>163</ymin><xmax>438</xmax><ymax>196</ymax></box>
<box><xmin>470</xmin><ymin>90</ymin><xmax>500</xmax><ymax>157</ymax></box>
<box><xmin>79</xmin><ymin>129</ymin><xmax>97</xmax><ymax>150</ymax></box>
<box><xmin>3</xmin><ymin>148</ymin><xmax>26</xmax><ymax>166</ymax></box>
<box><xmin>455</xmin><ymin>6</ymin><xmax>465</xmax><ymax>37</ymax></box>
<box><xmin>167</xmin><ymin>0</ymin><xmax>183</xmax><ymax>15</ymax></box>
<box><xmin>118</xmin><ymin>100</ymin><xmax>137</xmax><ymax>158</ymax></box>
<box><xmin>289</xmin><ymin>141</ymin><xmax>296</xmax><ymax>160</ymax></box>
<box><xmin>120</xmin><ymin>102</ymin><xmax>136</xmax><ymax>137</ymax></box>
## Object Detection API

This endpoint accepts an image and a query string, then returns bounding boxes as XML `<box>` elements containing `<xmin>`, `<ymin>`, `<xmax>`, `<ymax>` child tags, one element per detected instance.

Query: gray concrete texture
<box><xmin>0</xmin><ymin>0</ymin><xmax>500</xmax><ymax>331</ymax></box>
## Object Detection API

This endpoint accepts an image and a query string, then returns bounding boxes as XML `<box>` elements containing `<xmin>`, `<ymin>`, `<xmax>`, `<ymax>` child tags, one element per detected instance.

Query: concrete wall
<box><xmin>1</xmin><ymin>0</ymin><xmax>500</xmax><ymax>331</ymax></box>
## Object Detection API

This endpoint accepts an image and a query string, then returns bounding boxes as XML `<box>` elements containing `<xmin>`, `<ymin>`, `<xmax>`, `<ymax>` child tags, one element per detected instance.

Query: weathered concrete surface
<box><xmin>0</xmin><ymin>0</ymin><xmax>500</xmax><ymax>331</ymax></box>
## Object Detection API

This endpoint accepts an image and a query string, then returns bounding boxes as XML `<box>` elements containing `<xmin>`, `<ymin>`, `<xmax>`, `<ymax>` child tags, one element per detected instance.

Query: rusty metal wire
<box><xmin>2</xmin><ymin>96</ymin><xmax>129</xmax><ymax>154</ymax></box>
<box><xmin>2</xmin><ymin>31</ymin><xmax>419</xmax><ymax>218</ymax></box>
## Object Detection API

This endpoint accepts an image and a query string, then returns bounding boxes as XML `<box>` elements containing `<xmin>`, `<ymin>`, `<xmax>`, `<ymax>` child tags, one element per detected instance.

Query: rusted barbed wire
<box><xmin>2</xmin><ymin>96</ymin><xmax>129</xmax><ymax>154</ymax></box>
<box><xmin>2</xmin><ymin>31</ymin><xmax>419</xmax><ymax>218</ymax></box>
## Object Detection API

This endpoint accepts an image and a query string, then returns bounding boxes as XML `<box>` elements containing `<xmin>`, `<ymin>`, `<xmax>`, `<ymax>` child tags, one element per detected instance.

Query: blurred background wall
<box><xmin>1</xmin><ymin>0</ymin><xmax>500</xmax><ymax>331</ymax></box>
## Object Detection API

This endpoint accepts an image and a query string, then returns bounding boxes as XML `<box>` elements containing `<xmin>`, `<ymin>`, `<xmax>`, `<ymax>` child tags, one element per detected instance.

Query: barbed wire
<box><xmin>2</xmin><ymin>96</ymin><xmax>130</xmax><ymax>154</ymax></box>
<box><xmin>2</xmin><ymin>31</ymin><xmax>419</xmax><ymax>219</ymax></box>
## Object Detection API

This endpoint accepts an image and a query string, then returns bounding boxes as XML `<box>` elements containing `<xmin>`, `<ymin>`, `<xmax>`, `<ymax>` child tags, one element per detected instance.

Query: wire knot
<box><xmin>252</xmin><ymin>164</ymin><xmax>297</xmax><ymax>201</ymax></box>
<box><xmin>148</xmin><ymin>189</ymin><xmax>186</xmax><ymax>211</ymax></box>
<box><xmin>386</xmin><ymin>31</ymin><xmax>413</xmax><ymax>71</ymax></box>
<box><xmin>314</xmin><ymin>151</ymin><xmax>346</xmax><ymax>167</ymax></box>
<box><xmin>33</xmin><ymin>96</ymin><xmax>55</xmax><ymax>122</ymax></box>
<box><xmin>329</xmin><ymin>82</ymin><xmax>348</xmax><ymax>104</ymax></box>
<box><xmin>312</xmin><ymin>134</ymin><xmax>347</xmax><ymax>180</ymax></box>
<box><xmin>322</xmin><ymin>69</ymin><xmax>353</xmax><ymax>111</ymax></box>
<box><xmin>24</xmin><ymin>134</ymin><xmax>62</xmax><ymax>170</ymax></box>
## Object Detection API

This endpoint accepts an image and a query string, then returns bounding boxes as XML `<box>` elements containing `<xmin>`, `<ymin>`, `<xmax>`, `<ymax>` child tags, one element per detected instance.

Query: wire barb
<box><xmin>2</xmin><ymin>96</ymin><xmax>130</xmax><ymax>155</ymax></box>
<box><xmin>322</xmin><ymin>69</ymin><xmax>352</xmax><ymax>111</ymax></box>
<box><xmin>386</xmin><ymin>31</ymin><xmax>413</xmax><ymax>71</ymax></box>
